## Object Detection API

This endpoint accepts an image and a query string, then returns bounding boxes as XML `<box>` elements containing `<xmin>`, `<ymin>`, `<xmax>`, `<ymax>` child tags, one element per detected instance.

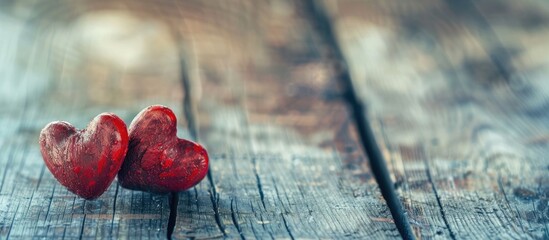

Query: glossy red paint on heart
<box><xmin>117</xmin><ymin>105</ymin><xmax>209</xmax><ymax>193</ymax></box>
<box><xmin>39</xmin><ymin>113</ymin><xmax>129</xmax><ymax>200</ymax></box>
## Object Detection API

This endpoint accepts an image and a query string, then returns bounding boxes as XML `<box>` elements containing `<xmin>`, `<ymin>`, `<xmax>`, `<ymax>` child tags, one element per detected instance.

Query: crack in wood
<box><xmin>44</xmin><ymin>183</ymin><xmax>56</xmax><ymax>221</ymax></box>
<box><xmin>254</xmin><ymin>161</ymin><xmax>267</xmax><ymax>210</ymax></box>
<box><xmin>207</xmin><ymin>172</ymin><xmax>226</xmax><ymax>236</ymax></box>
<box><xmin>281</xmin><ymin>214</ymin><xmax>295</xmax><ymax>240</ymax></box>
<box><xmin>78</xmin><ymin>201</ymin><xmax>87</xmax><ymax>240</ymax></box>
<box><xmin>242</xmin><ymin>102</ymin><xmax>269</xmax><ymax>213</ymax></box>
<box><xmin>110</xmin><ymin>183</ymin><xmax>119</xmax><ymax>234</ymax></box>
<box><xmin>179</xmin><ymin>42</ymin><xmax>226</xmax><ymax>238</ymax></box>
<box><xmin>497</xmin><ymin>177</ymin><xmax>530</xmax><ymax>237</ymax></box>
<box><xmin>301</xmin><ymin>1</ymin><xmax>415</xmax><ymax>239</ymax></box>
<box><xmin>230</xmin><ymin>199</ymin><xmax>246</xmax><ymax>240</ymax></box>
<box><xmin>167</xmin><ymin>192</ymin><xmax>179</xmax><ymax>240</ymax></box>
<box><xmin>423</xmin><ymin>149</ymin><xmax>456</xmax><ymax>240</ymax></box>
<box><xmin>5</xmin><ymin>200</ymin><xmax>20</xmax><ymax>239</ymax></box>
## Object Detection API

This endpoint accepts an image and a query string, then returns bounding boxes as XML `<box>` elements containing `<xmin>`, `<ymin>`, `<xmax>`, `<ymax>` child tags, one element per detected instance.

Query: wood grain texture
<box><xmin>174</xmin><ymin>1</ymin><xmax>400</xmax><ymax>238</ymax></box>
<box><xmin>0</xmin><ymin>0</ymin><xmax>400</xmax><ymax>239</ymax></box>
<box><xmin>326</xmin><ymin>0</ymin><xmax>549</xmax><ymax>239</ymax></box>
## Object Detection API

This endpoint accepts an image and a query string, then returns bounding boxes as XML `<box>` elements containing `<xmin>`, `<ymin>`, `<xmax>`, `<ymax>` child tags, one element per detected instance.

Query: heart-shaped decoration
<box><xmin>39</xmin><ymin>113</ymin><xmax>129</xmax><ymax>200</ymax></box>
<box><xmin>117</xmin><ymin>105</ymin><xmax>209</xmax><ymax>193</ymax></box>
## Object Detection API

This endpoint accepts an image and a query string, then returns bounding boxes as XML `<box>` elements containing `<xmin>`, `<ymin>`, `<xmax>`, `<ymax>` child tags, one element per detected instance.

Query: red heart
<box><xmin>39</xmin><ymin>113</ymin><xmax>129</xmax><ymax>200</ymax></box>
<box><xmin>117</xmin><ymin>105</ymin><xmax>209</xmax><ymax>193</ymax></box>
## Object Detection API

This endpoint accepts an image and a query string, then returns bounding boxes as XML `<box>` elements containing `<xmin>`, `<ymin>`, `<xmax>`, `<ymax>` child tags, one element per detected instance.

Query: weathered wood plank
<box><xmin>172</xmin><ymin>0</ymin><xmax>400</xmax><ymax>238</ymax></box>
<box><xmin>0</xmin><ymin>0</ymin><xmax>401</xmax><ymax>239</ymax></box>
<box><xmin>326</xmin><ymin>0</ymin><xmax>549</xmax><ymax>239</ymax></box>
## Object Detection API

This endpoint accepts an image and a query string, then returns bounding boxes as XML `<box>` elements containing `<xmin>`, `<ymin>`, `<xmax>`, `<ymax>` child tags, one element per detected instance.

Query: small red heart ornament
<box><xmin>117</xmin><ymin>105</ymin><xmax>209</xmax><ymax>193</ymax></box>
<box><xmin>39</xmin><ymin>113</ymin><xmax>129</xmax><ymax>200</ymax></box>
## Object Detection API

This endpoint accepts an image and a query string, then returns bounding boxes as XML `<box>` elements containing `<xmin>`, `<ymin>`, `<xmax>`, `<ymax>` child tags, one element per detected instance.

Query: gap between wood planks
<box><xmin>163</xmin><ymin>34</ymin><xmax>213</xmax><ymax>240</ymax></box>
<box><xmin>301</xmin><ymin>1</ymin><xmax>416</xmax><ymax>239</ymax></box>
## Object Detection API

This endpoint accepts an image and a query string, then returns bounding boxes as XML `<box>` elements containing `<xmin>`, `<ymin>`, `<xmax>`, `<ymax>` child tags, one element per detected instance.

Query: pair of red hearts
<box><xmin>39</xmin><ymin>105</ymin><xmax>209</xmax><ymax>200</ymax></box>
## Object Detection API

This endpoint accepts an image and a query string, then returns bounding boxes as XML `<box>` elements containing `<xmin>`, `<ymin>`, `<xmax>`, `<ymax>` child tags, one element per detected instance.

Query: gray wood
<box><xmin>326</xmin><ymin>0</ymin><xmax>549</xmax><ymax>239</ymax></box>
<box><xmin>0</xmin><ymin>0</ymin><xmax>400</xmax><ymax>239</ymax></box>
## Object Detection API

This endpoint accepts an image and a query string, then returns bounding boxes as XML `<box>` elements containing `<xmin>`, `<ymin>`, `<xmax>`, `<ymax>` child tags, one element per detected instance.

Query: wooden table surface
<box><xmin>0</xmin><ymin>0</ymin><xmax>548</xmax><ymax>239</ymax></box>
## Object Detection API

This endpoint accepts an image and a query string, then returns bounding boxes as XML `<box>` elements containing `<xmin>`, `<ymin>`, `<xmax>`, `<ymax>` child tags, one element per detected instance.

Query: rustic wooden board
<box><xmin>0</xmin><ymin>0</ymin><xmax>401</xmax><ymax>239</ymax></box>
<box><xmin>326</xmin><ymin>0</ymin><xmax>549</xmax><ymax>239</ymax></box>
